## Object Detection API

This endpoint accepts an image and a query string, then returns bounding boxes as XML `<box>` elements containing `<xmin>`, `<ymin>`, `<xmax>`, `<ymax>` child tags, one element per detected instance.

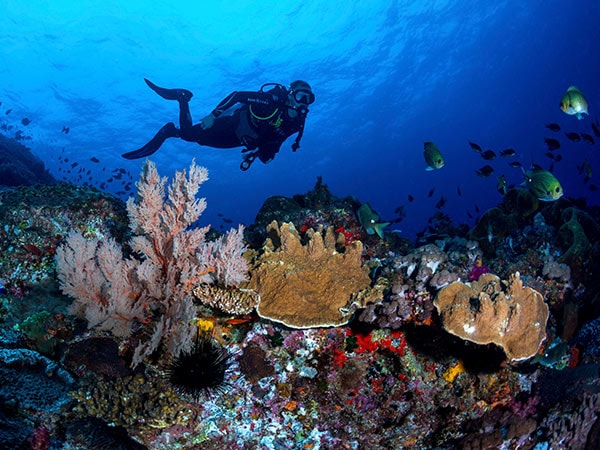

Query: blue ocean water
<box><xmin>1</xmin><ymin>1</ymin><xmax>599</xmax><ymax>239</ymax></box>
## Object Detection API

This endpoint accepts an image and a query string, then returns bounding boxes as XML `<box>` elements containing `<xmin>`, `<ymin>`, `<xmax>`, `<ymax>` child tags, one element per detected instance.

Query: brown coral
<box><xmin>193</xmin><ymin>283</ymin><xmax>259</xmax><ymax>315</ymax></box>
<box><xmin>433</xmin><ymin>272</ymin><xmax>549</xmax><ymax>361</ymax></box>
<box><xmin>248</xmin><ymin>221</ymin><xmax>372</xmax><ymax>328</ymax></box>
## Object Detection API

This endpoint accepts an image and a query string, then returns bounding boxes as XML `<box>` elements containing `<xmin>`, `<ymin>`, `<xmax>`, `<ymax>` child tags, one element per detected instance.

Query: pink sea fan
<box><xmin>56</xmin><ymin>159</ymin><xmax>250</xmax><ymax>367</ymax></box>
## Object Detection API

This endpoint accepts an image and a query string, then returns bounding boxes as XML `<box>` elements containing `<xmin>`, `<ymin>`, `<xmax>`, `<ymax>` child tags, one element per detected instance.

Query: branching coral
<box><xmin>434</xmin><ymin>272</ymin><xmax>549</xmax><ymax>361</ymax></box>
<box><xmin>248</xmin><ymin>221</ymin><xmax>373</xmax><ymax>328</ymax></box>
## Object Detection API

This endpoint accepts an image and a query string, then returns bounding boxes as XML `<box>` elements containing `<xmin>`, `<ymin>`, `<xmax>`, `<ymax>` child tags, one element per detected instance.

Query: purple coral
<box><xmin>468</xmin><ymin>257</ymin><xmax>491</xmax><ymax>281</ymax></box>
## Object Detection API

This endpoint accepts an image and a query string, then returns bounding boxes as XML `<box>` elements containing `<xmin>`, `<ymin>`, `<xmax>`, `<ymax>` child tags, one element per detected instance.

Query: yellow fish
<box><xmin>560</xmin><ymin>86</ymin><xmax>588</xmax><ymax>120</ymax></box>
<box><xmin>423</xmin><ymin>141</ymin><xmax>445</xmax><ymax>170</ymax></box>
<box><xmin>523</xmin><ymin>168</ymin><xmax>563</xmax><ymax>201</ymax></box>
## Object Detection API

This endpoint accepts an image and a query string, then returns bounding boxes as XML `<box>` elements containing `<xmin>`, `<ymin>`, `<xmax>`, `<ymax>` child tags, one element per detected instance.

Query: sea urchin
<box><xmin>166</xmin><ymin>336</ymin><xmax>231</xmax><ymax>402</ymax></box>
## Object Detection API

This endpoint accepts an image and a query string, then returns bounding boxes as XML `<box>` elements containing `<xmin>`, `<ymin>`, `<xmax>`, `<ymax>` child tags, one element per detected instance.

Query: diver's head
<box><xmin>289</xmin><ymin>80</ymin><xmax>315</xmax><ymax>108</ymax></box>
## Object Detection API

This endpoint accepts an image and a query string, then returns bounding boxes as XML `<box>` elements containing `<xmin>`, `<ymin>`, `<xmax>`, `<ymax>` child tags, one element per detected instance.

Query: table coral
<box><xmin>248</xmin><ymin>221</ymin><xmax>372</xmax><ymax>328</ymax></box>
<box><xmin>434</xmin><ymin>272</ymin><xmax>549</xmax><ymax>361</ymax></box>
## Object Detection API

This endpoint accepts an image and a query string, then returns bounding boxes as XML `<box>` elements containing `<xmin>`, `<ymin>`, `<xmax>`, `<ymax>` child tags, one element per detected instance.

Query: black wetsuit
<box><xmin>123</xmin><ymin>82</ymin><xmax>308</xmax><ymax>166</ymax></box>
<box><xmin>180</xmin><ymin>85</ymin><xmax>307</xmax><ymax>163</ymax></box>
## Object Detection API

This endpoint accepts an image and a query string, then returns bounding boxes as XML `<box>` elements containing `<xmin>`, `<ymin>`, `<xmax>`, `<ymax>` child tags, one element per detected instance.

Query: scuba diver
<box><xmin>123</xmin><ymin>78</ymin><xmax>315</xmax><ymax>171</ymax></box>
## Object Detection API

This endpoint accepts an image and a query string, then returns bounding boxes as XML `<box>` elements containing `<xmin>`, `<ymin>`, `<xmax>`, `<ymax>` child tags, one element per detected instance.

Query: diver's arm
<box><xmin>201</xmin><ymin>91</ymin><xmax>263</xmax><ymax>130</ymax></box>
<box><xmin>201</xmin><ymin>90</ymin><xmax>283</xmax><ymax>130</ymax></box>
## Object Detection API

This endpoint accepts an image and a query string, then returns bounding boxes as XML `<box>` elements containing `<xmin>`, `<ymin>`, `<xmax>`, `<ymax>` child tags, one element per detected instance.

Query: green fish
<box><xmin>531</xmin><ymin>339</ymin><xmax>571</xmax><ymax>369</ymax></box>
<box><xmin>560</xmin><ymin>85</ymin><xmax>588</xmax><ymax>120</ymax></box>
<box><xmin>522</xmin><ymin>168</ymin><xmax>563</xmax><ymax>201</ymax></box>
<box><xmin>423</xmin><ymin>141</ymin><xmax>445</xmax><ymax>170</ymax></box>
<box><xmin>357</xmin><ymin>203</ymin><xmax>390</xmax><ymax>239</ymax></box>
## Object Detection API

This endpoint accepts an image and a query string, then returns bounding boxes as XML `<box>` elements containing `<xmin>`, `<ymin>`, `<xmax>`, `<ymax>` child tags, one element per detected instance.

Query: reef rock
<box><xmin>392</xmin><ymin>243</ymin><xmax>448</xmax><ymax>285</ymax></box>
<box><xmin>248</xmin><ymin>221</ymin><xmax>372</xmax><ymax>328</ymax></box>
<box><xmin>0</xmin><ymin>133</ymin><xmax>55</xmax><ymax>186</ymax></box>
<box><xmin>434</xmin><ymin>272</ymin><xmax>549</xmax><ymax>361</ymax></box>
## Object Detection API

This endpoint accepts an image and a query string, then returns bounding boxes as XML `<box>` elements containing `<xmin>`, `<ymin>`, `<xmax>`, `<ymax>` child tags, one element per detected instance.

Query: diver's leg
<box><xmin>179</xmin><ymin>116</ymin><xmax>242</xmax><ymax>148</ymax></box>
<box><xmin>178</xmin><ymin>99</ymin><xmax>194</xmax><ymax>132</ymax></box>
<box><xmin>122</xmin><ymin>122</ymin><xmax>179</xmax><ymax>159</ymax></box>
<box><xmin>143</xmin><ymin>77</ymin><xmax>195</xmax><ymax>141</ymax></box>
<box><xmin>144</xmin><ymin>78</ymin><xmax>193</xmax><ymax>102</ymax></box>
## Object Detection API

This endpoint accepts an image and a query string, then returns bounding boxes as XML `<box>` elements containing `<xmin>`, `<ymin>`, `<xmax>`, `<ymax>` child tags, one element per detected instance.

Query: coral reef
<box><xmin>0</xmin><ymin>347</ymin><xmax>74</xmax><ymax>412</ymax></box>
<box><xmin>63</xmin><ymin>337</ymin><xmax>134</xmax><ymax>380</ymax></box>
<box><xmin>1</xmin><ymin>167</ymin><xmax>600</xmax><ymax>448</ymax></box>
<box><xmin>558</xmin><ymin>206</ymin><xmax>598</xmax><ymax>266</ymax></box>
<box><xmin>470</xmin><ymin>188</ymin><xmax>540</xmax><ymax>255</ymax></box>
<box><xmin>193</xmin><ymin>283</ymin><xmax>259</xmax><ymax>315</ymax></box>
<box><xmin>358</xmin><ymin>238</ymin><xmax>484</xmax><ymax>330</ymax></box>
<box><xmin>245</xmin><ymin>176</ymin><xmax>361</xmax><ymax>248</ymax></box>
<box><xmin>542</xmin><ymin>256</ymin><xmax>571</xmax><ymax>283</ymax></box>
<box><xmin>70</xmin><ymin>372</ymin><xmax>192</xmax><ymax>430</ymax></box>
<box><xmin>434</xmin><ymin>272</ymin><xmax>549</xmax><ymax>361</ymax></box>
<box><xmin>467</xmin><ymin>256</ymin><xmax>491</xmax><ymax>281</ymax></box>
<box><xmin>0</xmin><ymin>133</ymin><xmax>55</xmax><ymax>187</ymax></box>
<box><xmin>65</xmin><ymin>417</ymin><xmax>148</xmax><ymax>450</ymax></box>
<box><xmin>392</xmin><ymin>243</ymin><xmax>448</xmax><ymax>286</ymax></box>
<box><xmin>0</xmin><ymin>330</ymin><xmax>76</xmax><ymax>448</ymax></box>
<box><xmin>539</xmin><ymin>392</ymin><xmax>600</xmax><ymax>448</ymax></box>
<box><xmin>249</xmin><ymin>221</ymin><xmax>373</xmax><ymax>328</ymax></box>
<box><xmin>0</xmin><ymin>182</ymin><xmax>128</xmax><ymax>297</ymax></box>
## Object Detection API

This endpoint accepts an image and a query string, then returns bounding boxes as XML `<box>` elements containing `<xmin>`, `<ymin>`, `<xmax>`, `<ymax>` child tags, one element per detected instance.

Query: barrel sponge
<box><xmin>433</xmin><ymin>272</ymin><xmax>548</xmax><ymax>361</ymax></box>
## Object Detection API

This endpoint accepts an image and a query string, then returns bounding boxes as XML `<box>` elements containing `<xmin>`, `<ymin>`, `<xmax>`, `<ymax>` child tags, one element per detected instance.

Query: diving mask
<box><xmin>292</xmin><ymin>89</ymin><xmax>315</xmax><ymax>106</ymax></box>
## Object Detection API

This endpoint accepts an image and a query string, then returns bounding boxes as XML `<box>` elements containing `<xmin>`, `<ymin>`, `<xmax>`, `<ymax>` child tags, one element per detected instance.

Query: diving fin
<box><xmin>122</xmin><ymin>122</ymin><xmax>178</xmax><ymax>160</ymax></box>
<box><xmin>144</xmin><ymin>78</ymin><xmax>193</xmax><ymax>102</ymax></box>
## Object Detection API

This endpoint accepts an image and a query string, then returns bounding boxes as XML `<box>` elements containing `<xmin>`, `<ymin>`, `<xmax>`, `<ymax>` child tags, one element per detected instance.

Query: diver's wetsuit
<box><xmin>182</xmin><ymin>86</ymin><xmax>306</xmax><ymax>163</ymax></box>
<box><xmin>123</xmin><ymin>83</ymin><xmax>307</xmax><ymax>166</ymax></box>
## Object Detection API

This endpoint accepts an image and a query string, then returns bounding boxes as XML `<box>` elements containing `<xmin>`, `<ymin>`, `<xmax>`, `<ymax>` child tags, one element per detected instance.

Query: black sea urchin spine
<box><xmin>166</xmin><ymin>336</ymin><xmax>232</xmax><ymax>402</ymax></box>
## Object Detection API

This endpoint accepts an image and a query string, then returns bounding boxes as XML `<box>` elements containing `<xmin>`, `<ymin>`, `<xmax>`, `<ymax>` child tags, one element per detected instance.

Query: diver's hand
<box><xmin>200</xmin><ymin>113</ymin><xmax>215</xmax><ymax>130</ymax></box>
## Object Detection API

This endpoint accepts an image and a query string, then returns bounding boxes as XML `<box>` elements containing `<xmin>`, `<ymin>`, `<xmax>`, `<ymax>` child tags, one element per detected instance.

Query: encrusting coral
<box><xmin>56</xmin><ymin>160</ymin><xmax>250</xmax><ymax>367</ymax></box>
<box><xmin>434</xmin><ymin>272</ymin><xmax>549</xmax><ymax>361</ymax></box>
<box><xmin>248</xmin><ymin>221</ymin><xmax>373</xmax><ymax>328</ymax></box>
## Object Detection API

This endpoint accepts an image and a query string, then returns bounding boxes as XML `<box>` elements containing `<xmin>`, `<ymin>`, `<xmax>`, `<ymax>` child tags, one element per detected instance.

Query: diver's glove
<box><xmin>200</xmin><ymin>113</ymin><xmax>216</xmax><ymax>130</ymax></box>
<box><xmin>240</xmin><ymin>149</ymin><xmax>258</xmax><ymax>171</ymax></box>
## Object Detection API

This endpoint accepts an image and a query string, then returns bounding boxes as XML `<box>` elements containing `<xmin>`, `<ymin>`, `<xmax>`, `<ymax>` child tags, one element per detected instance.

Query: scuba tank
<box><xmin>259</xmin><ymin>82</ymin><xmax>288</xmax><ymax>95</ymax></box>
